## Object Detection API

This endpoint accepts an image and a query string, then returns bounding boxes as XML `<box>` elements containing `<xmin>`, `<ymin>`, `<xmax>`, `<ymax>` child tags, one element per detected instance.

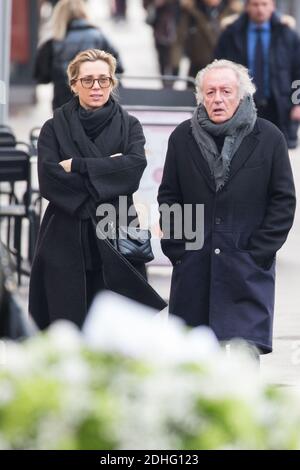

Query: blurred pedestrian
<box><xmin>158</xmin><ymin>59</ymin><xmax>296</xmax><ymax>356</ymax></box>
<box><xmin>29</xmin><ymin>49</ymin><xmax>147</xmax><ymax>329</ymax></box>
<box><xmin>215</xmin><ymin>0</ymin><xmax>300</xmax><ymax>148</ymax></box>
<box><xmin>34</xmin><ymin>0</ymin><xmax>124</xmax><ymax>109</ymax></box>
<box><xmin>111</xmin><ymin>0</ymin><xmax>127</xmax><ymax>21</ymax></box>
<box><xmin>173</xmin><ymin>0</ymin><xmax>243</xmax><ymax>81</ymax></box>
<box><xmin>143</xmin><ymin>0</ymin><xmax>180</xmax><ymax>80</ymax></box>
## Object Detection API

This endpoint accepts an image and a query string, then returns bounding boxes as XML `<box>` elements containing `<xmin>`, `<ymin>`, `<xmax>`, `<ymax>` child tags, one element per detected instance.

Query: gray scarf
<box><xmin>191</xmin><ymin>95</ymin><xmax>257</xmax><ymax>191</ymax></box>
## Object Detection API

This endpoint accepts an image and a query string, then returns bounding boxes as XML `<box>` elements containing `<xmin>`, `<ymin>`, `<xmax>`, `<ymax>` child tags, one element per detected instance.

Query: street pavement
<box><xmin>7</xmin><ymin>0</ymin><xmax>300</xmax><ymax>387</ymax></box>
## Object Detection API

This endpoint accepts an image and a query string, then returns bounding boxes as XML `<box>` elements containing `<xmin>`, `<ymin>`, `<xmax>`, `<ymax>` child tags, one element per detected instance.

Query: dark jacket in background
<box><xmin>173</xmin><ymin>0</ymin><xmax>243</xmax><ymax>77</ymax></box>
<box><xmin>215</xmin><ymin>12</ymin><xmax>300</xmax><ymax>145</ymax></box>
<box><xmin>143</xmin><ymin>0</ymin><xmax>180</xmax><ymax>77</ymax></box>
<box><xmin>158</xmin><ymin>117</ymin><xmax>296</xmax><ymax>353</ymax></box>
<box><xmin>34</xmin><ymin>18</ymin><xmax>124</xmax><ymax>109</ymax></box>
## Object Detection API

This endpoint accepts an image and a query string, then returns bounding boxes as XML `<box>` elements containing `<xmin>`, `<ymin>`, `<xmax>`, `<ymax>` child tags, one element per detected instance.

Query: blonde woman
<box><xmin>29</xmin><ymin>49</ymin><xmax>147</xmax><ymax>329</ymax></box>
<box><xmin>34</xmin><ymin>0</ymin><xmax>123</xmax><ymax>109</ymax></box>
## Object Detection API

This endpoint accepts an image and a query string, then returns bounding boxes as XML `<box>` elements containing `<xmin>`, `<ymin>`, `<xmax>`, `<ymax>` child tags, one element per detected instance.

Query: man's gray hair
<box><xmin>195</xmin><ymin>59</ymin><xmax>256</xmax><ymax>104</ymax></box>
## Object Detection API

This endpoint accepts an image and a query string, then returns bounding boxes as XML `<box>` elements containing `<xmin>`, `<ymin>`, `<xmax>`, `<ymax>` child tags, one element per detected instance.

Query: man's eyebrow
<box><xmin>207</xmin><ymin>85</ymin><xmax>233</xmax><ymax>89</ymax></box>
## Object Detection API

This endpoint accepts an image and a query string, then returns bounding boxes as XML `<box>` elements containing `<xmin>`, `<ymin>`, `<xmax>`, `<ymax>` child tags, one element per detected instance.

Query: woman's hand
<box><xmin>59</xmin><ymin>159</ymin><xmax>72</xmax><ymax>173</ymax></box>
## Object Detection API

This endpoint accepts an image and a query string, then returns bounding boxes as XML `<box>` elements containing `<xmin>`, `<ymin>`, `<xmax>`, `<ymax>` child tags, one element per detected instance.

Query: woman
<box><xmin>29</xmin><ymin>49</ymin><xmax>148</xmax><ymax>330</ymax></box>
<box><xmin>34</xmin><ymin>0</ymin><xmax>124</xmax><ymax>109</ymax></box>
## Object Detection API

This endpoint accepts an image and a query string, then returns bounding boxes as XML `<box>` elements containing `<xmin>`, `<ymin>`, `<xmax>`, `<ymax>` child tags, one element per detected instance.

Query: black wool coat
<box><xmin>215</xmin><ymin>13</ymin><xmax>300</xmax><ymax>144</ymax></box>
<box><xmin>158</xmin><ymin>118</ymin><xmax>296</xmax><ymax>353</ymax></box>
<box><xmin>29</xmin><ymin>112</ymin><xmax>146</xmax><ymax>330</ymax></box>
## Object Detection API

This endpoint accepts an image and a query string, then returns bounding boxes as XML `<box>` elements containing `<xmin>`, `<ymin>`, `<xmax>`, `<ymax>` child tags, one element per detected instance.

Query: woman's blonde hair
<box><xmin>52</xmin><ymin>0</ymin><xmax>90</xmax><ymax>40</ymax></box>
<box><xmin>67</xmin><ymin>49</ymin><xmax>119</xmax><ymax>90</ymax></box>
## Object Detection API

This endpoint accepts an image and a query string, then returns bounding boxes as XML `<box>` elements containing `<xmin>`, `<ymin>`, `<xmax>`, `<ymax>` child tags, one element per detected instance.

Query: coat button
<box><xmin>175</xmin><ymin>259</ymin><xmax>182</xmax><ymax>265</ymax></box>
<box><xmin>214</xmin><ymin>248</ymin><xmax>221</xmax><ymax>255</ymax></box>
<box><xmin>215</xmin><ymin>217</ymin><xmax>222</xmax><ymax>224</ymax></box>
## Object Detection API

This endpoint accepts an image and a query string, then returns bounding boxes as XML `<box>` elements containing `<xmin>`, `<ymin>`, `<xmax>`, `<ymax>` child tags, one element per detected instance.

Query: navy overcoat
<box><xmin>158</xmin><ymin>118</ymin><xmax>296</xmax><ymax>353</ymax></box>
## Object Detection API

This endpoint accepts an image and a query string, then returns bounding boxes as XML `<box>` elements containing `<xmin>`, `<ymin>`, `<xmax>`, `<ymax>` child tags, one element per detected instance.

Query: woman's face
<box><xmin>71</xmin><ymin>60</ymin><xmax>113</xmax><ymax>110</ymax></box>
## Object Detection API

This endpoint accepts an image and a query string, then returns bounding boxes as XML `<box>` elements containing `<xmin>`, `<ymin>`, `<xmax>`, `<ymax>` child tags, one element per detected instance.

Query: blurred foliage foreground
<box><xmin>0</xmin><ymin>292</ymin><xmax>300</xmax><ymax>450</ymax></box>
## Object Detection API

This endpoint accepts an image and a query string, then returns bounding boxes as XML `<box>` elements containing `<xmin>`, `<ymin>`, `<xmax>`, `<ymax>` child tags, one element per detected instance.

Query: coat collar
<box><xmin>188</xmin><ymin>119</ymin><xmax>261</xmax><ymax>193</ymax></box>
<box><xmin>67</xmin><ymin>18</ymin><xmax>95</xmax><ymax>32</ymax></box>
<box><xmin>226</xmin><ymin>12</ymin><xmax>282</xmax><ymax>62</ymax></box>
<box><xmin>230</xmin><ymin>12</ymin><xmax>281</xmax><ymax>33</ymax></box>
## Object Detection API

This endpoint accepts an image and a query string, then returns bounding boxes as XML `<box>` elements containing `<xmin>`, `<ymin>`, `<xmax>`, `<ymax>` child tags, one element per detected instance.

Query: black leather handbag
<box><xmin>88</xmin><ymin>210</ymin><xmax>166</xmax><ymax>311</ymax></box>
<box><xmin>95</xmin><ymin>223</ymin><xmax>167</xmax><ymax>312</ymax></box>
<box><xmin>108</xmin><ymin>222</ymin><xmax>154</xmax><ymax>264</ymax></box>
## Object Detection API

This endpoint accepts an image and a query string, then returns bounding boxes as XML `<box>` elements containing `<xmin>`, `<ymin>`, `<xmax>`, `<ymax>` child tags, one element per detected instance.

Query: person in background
<box><xmin>215</xmin><ymin>0</ymin><xmax>300</xmax><ymax>149</ymax></box>
<box><xmin>143</xmin><ymin>0</ymin><xmax>180</xmax><ymax>80</ymax></box>
<box><xmin>173</xmin><ymin>0</ymin><xmax>243</xmax><ymax>82</ymax></box>
<box><xmin>34</xmin><ymin>0</ymin><xmax>124</xmax><ymax>109</ymax></box>
<box><xmin>158</xmin><ymin>59</ymin><xmax>295</xmax><ymax>357</ymax></box>
<box><xmin>29</xmin><ymin>49</ymin><xmax>146</xmax><ymax>330</ymax></box>
<box><xmin>111</xmin><ymin>0</ymin><xmax>127</xmax><ymax>21</ymax></box>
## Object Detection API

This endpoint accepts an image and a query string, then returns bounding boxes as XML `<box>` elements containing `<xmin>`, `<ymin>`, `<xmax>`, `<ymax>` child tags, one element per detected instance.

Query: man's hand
<box><xmin>290</xmin><ymin>105</ymin><xmax>300</xmax><ymax>121</ymax></box>
<box><xmin>59</xmin><ymin>158</ymin><xmax>72</xmax><ymax>173</ymax></box>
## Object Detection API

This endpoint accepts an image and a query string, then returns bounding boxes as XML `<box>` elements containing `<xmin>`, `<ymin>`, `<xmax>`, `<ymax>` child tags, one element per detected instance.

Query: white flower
<box><xmin>0</xmin><ymin>380</ymin><xmax>15</xmax><ymax>404</ymax></box>
<box><xmin>51</xmin><ymin>357</ymin><xmax>90</xmax><ymax>385</ymax></box>
<box><xmin>2</xmin><ymin>342</ymin><xmax>35</xmax><ymax>376</ymax></box>
<box><xmin>47</xmin><ymin>320</ymin><xmax>82</xmax><ymax>354</ymax></box>
<box><xmin>83</xmin><ymin>291</ymin><xmax>219</xmax><ymax>364</ymax></box>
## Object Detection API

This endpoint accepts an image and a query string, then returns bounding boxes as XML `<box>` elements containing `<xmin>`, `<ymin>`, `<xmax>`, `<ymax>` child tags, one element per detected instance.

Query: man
<box><xmin>215</xmin><ymin>0</ymin><xmax>300</xmax><ymax>149</ymax></box>
<box><xmin>158</xmin><ymin>59</ymin><xmax>296</xmax><ymax>355</ymax></box>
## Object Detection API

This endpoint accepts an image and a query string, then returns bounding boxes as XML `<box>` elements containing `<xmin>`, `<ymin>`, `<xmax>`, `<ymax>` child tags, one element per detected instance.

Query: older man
<box><xmin>215</xmin><ymin>0</ymin><xmax>300</xmax><ymax>149</ymax></box>
<box><xmin>158</xmin><ymin>59</ymin><xmax>296</xmax><ymax>355</ymax></box>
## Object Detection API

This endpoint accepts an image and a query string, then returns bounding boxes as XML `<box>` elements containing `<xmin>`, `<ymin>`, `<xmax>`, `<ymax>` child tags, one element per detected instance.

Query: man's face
<box><xmin>246</xmin><ymin>0</ymin><xmax>275</xmax><ymax>24</ymax></box>
<box><xmin>202</xmin><ymin>68</ymin><xmax>240</xmax><ymax>123</ymax></box>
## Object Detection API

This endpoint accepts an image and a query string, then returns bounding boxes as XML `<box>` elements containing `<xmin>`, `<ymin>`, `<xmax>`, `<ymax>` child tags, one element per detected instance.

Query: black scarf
<box><xmin>53</xmin><ymin>96</ymin><xmax>129</xmax><ymax>163</ymax></box>
<box><xmin>191</xmin><ymin>96</ymin><xmax>257</xmax><ymax>191</ymax></box>
<box><xmin>78</xmin><ymin>97</ymin><xmax>118</xmax><ymax>141</ymax></box>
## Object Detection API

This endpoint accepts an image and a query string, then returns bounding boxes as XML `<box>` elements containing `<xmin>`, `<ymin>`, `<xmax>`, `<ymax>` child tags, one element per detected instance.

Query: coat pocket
<box><xmin>235</xmin><ymin>232</ymin><xmax>275</xmax><ymax>271</ymax></box>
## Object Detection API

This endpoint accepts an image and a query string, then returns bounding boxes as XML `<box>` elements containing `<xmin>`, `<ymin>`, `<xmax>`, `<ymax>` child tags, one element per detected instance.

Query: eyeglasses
<box><xmin>74</xmin><ymin>76</ymin><xmax>112</xmax><ymax>89</ymax></box>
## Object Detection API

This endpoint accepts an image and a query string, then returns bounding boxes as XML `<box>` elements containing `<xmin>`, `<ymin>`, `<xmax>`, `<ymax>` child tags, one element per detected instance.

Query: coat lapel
<box><xmin>187</xmin><ymin>130</ymin><xmax>216</xmax><ymax>192</ymax></box>
<box><xmin>227</xmin><ymin>120</ymin><xmax>260</xmax><ymax>183</ymax></box>
<box><xmin>187</xmin><ymin>120</ymin><xmax>261</xmax><ymax>192</ymax></box>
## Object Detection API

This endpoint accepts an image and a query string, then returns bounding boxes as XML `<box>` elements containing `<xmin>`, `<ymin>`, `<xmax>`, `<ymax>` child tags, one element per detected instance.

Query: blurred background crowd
<box><xmin>5</xmin><ymin>1</ymin><xmax>300</xmax><ymax>105</ymax></box>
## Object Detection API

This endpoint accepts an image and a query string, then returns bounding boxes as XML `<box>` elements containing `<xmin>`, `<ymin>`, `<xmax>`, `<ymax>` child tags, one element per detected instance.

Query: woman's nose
<box><xmin>92</xmin><ymin>79</ymin><xmax>101</xmax><ymax>89</ymax></box>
